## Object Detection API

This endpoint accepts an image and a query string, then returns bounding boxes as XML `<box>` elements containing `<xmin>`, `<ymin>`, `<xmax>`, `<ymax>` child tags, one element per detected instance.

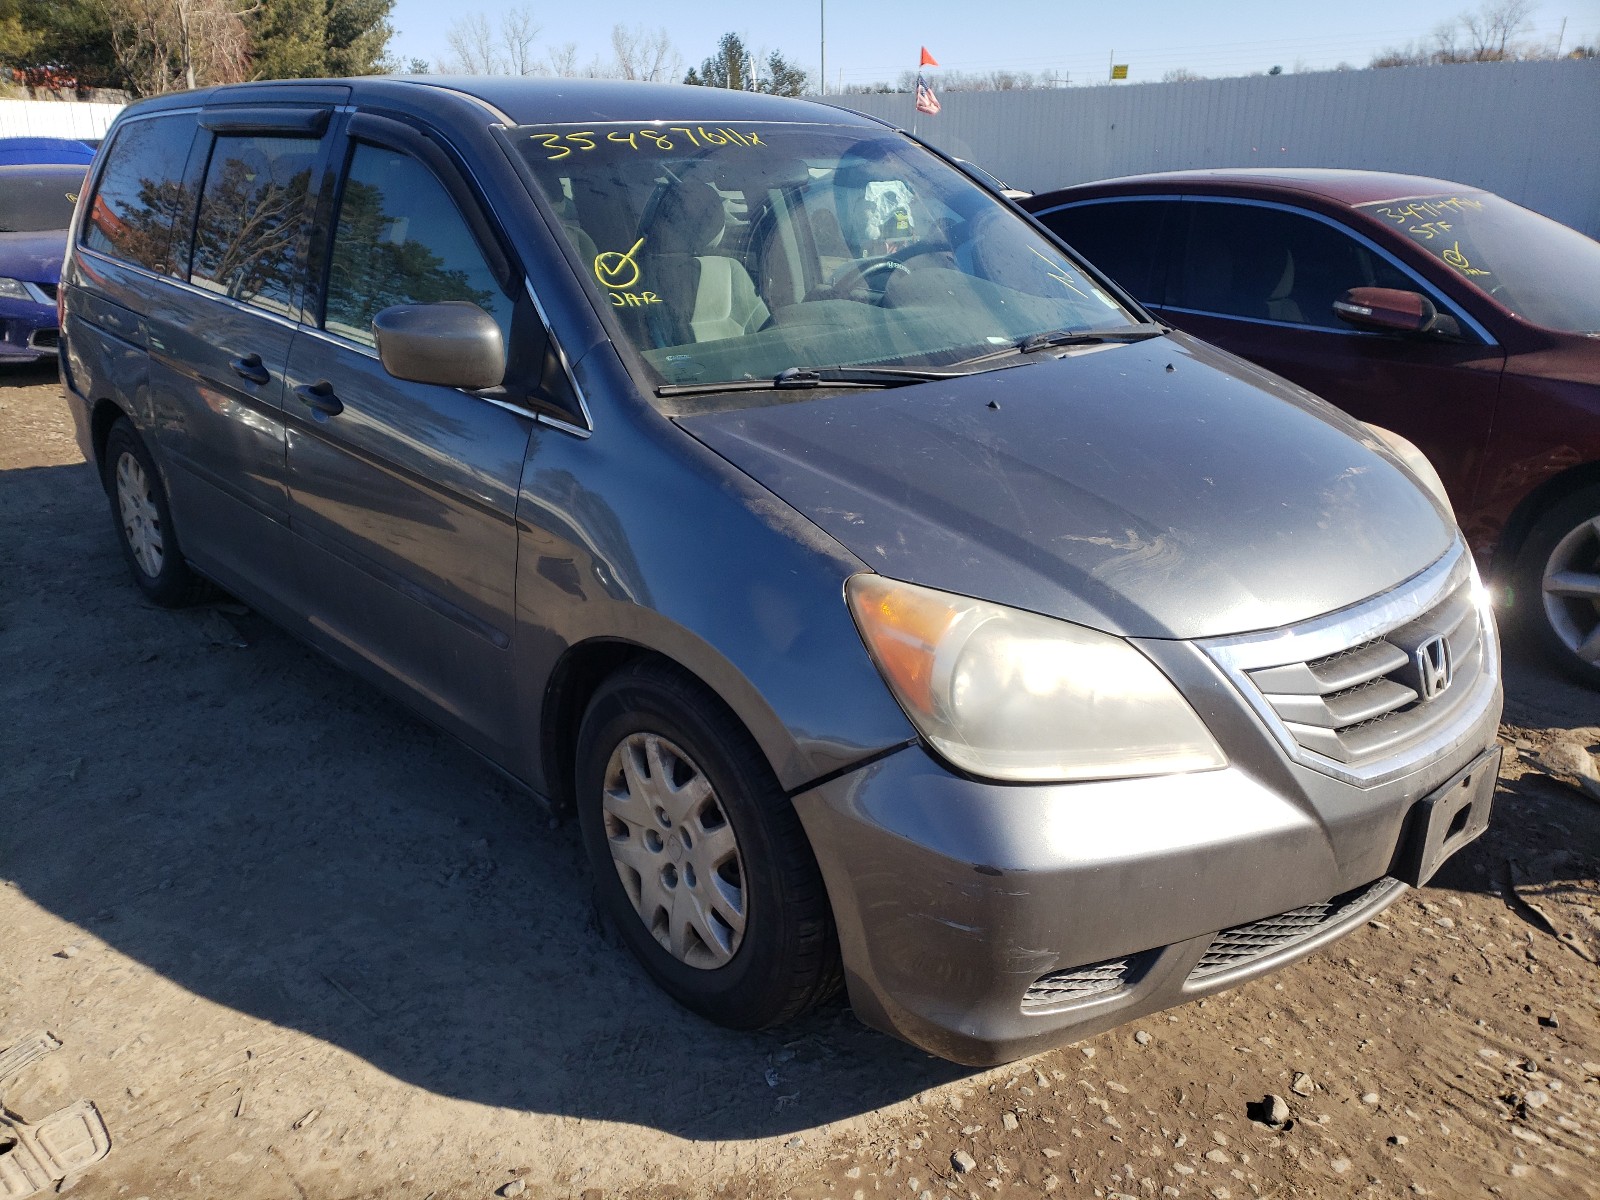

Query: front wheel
<box><xmin>575</xmin><ymin>662</ymin><xmax>841</xmax><ymax>1029</ymax></box>
<box><xmin>1516</xmin><ymin>484</ymin><xmax>1600</xmax><ymax>688</ymax></box>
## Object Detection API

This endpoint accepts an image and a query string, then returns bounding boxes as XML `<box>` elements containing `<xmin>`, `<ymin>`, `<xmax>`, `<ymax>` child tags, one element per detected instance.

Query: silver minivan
<box><xmin>60</xmin><ymin>77</ymin><xmax>1502</xmax><ymax>1065</ymax></box>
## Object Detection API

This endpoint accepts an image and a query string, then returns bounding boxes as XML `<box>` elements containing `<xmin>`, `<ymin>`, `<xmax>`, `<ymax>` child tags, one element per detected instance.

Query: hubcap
<box><xmin>1542</xmin><ymin>514</ymin><xmax>1600</xmax><ymax>667</ymax></box>
<box><xmin>601</xmin><ymin>732</ymin><xmax>747</xmax><ymax>969</ymax></box>
<box><xmin>115</xmin><ymin>452</ymin><xmax>164</xmax><ymax>578</ymax></box>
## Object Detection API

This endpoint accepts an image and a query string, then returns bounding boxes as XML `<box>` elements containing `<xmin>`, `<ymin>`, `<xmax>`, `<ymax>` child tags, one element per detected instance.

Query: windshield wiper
<box><xmin>952</xmin><ymin>322</ymin><xmax>1167</xmax><ymax>369</ymax></box>
<box><xmin>657</xmin><ymin>364</ymin><xmax>962</xmax><ymax>397</ymax></box>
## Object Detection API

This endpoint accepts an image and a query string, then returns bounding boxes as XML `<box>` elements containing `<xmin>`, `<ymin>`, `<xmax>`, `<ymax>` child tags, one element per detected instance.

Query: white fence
<box><xmin>0</xmin><ymin>99</ymin><xmax>125</xmax><ymax>142</ymax></box>
<box><xmin>819</xmin><ymin>59</ymin><xmax>1600</xmax><ymax>239</ymax></box>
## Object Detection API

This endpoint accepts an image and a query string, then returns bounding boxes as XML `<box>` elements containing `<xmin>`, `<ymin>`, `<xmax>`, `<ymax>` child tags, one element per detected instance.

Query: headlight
<box><xmin>846</xmin><ymin>575</ymin><xmax>1226</xmax><ymax>782</ymax></box>
<box><xmin>0</xmin><ymin>277</ymin><xmax>32</xmax><ymax>300</ymax></box>
<box><xmin>1364</xmin><ymin>424</ymin><xmax>1452</xmax><ymax>516</ymax></box>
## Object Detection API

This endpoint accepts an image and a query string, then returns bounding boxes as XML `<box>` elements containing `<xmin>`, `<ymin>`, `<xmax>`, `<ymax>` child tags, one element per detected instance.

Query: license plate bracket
<box><xmin>1394</xmin><ymin>745</ymin><xmax>1502</xmax><ymax>888</ymax></box>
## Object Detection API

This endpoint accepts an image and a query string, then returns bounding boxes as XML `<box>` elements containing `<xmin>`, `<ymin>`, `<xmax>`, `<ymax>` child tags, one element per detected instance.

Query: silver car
<box><xmin>60</xmin><ymin>77</ymin><xmax>1502</xmax><ymax>1065</ymax></box>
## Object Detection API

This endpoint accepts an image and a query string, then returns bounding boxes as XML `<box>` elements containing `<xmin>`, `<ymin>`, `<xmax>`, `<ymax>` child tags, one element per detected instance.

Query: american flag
<box><xmin>915</xmin><ymin>74</ymin><xmax>941</xmax><ymax>115</ymax></box>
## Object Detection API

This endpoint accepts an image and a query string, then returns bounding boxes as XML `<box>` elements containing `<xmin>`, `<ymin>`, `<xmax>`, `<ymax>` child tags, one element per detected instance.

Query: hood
<box><xmin>677</xmin><ymin>334</ymin><xmax>1456</xmax><ymax>640</ymax></box>
<box><xmin>0</xmin><ymin>231</ymin><xmax>68</xmax><ymax>285</ymax></box>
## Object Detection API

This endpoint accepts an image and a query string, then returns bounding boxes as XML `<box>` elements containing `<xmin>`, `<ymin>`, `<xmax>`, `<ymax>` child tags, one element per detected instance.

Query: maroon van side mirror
<box><xmin>1332</xmin><ymin>287</ymin><xmax>1452</xmax><ymax>336</ymax></box>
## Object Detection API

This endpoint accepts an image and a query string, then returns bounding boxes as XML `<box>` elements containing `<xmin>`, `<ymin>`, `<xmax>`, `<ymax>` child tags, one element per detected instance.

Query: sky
<box><xmin>386</xmin><ymin>0</ymin><xmax>1595</xmax><ymax>88</ymax></box>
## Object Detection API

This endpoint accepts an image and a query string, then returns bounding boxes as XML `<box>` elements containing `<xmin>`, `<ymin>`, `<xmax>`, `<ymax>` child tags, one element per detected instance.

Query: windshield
<box><xmin>513</xmin><ymin>122</ymin><xmax>1141</xmax><ymax>393</ymax></box>
<box><xmin>0</xmin><ymin>167</ymin><xmax>85</xmax><ymax>233</ymax></box>
<box><xmin>1357</xmin><ymin>192</ymin><xmax>1600</xmax><ymax>334</ymax></box>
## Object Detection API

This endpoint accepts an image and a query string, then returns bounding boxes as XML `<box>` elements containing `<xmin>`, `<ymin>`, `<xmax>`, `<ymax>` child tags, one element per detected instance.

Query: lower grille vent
<box><xmin>1188</xmin><ymin>876</ymin><xmax>1402</xmax><ymax>983</ymax></box>
<box><xmin>1023</xmin><ymin>956</ymin><xmax>1135</xmax><ymax>1012</ymax></box>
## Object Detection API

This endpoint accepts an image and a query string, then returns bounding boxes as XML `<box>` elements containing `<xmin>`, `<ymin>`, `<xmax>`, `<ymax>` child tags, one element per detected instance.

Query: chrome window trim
<box><xmin>1157</xmin><ymin>303</ymin><xmax>1403</xmax><ymax>337</ymax></box>
<box><xmin>523</xmin><ymin>277</ymin><xmax>593</xmax><ymax>438</ymax></box>
<box><xmin>1029</xmin><ymin>192</ymin><xmax>1187</xmax><ymax>219</ymax></box>
<box><xmin>74</xmin><ymin>246</ymin><xmax>302</xmax><ymax>333</ymax></box>
<box><xmin>296</xmin><ymin>323</ymin><xmax>381</xmax><ymax>359</ymax></box>
<box><xmin>1199</xmin><ymin>540</ymin><xmax>1501</xmax><ymax>787</ymax></box>
<box><xmin>1034</xmin><ymin>193</ymin><xmax>1497</xmax><ymax>346</ymax></box>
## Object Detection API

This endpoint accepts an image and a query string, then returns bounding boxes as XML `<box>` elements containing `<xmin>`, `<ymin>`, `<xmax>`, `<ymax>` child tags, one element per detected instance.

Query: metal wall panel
<box><xmin>0</xmin><ymin>100</ymin><xmax>125</xmax><ymax>141</ymax></box>
<box><xmin>821</xmin><ymin>60</ymin><xmax>1600</xmax><ymax>237</ymax></box>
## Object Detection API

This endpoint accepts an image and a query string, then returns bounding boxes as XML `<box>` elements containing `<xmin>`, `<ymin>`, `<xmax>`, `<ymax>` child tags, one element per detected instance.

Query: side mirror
<box><xmin>1331</xmin><ymin>287</ymin><xmax>1441</xmax><ymax>336</ymax></box>
<box><xmin>373</xmin><ymin>301</ymin><xmax>505</xmax><ymax>390</ymax></box>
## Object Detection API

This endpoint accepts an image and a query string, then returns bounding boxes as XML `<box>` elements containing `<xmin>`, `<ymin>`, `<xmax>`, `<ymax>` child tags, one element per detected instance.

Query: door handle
<box><xmin>294</xmin><ymin>381</ymin><xmax>344</xmax><ymax>418</ymax></box>
<box><xmin>228</xmin><ymin>353</ymin><xmax>270</xmax><ymax>385</ymax></box>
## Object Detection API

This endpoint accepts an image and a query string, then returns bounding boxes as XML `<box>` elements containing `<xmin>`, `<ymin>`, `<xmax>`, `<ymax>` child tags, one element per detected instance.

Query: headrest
<box><xmin>644</xmin><ymin>182</ymin><xmax>727</xmax><ymax>256</ymax></box>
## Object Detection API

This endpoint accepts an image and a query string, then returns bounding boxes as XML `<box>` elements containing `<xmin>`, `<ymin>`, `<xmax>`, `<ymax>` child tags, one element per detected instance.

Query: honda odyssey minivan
<box><xmin>59</xmin><ymin>78</ymin><xmax>1503</xmax><ymax>1066</ymax></box>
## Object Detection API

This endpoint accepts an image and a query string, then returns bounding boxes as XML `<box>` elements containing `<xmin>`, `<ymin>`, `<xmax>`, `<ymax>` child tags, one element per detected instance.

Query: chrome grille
<box><xmin>37</xmin><ymin>281</ymin><xmax>58</xmax><ymax>301</ymax></box>
<box><xmin>1247</xmin><ymin>576</ymin><xmax>1482</xmax><ymax>764</ymax></box>
<box><xmin>1201</xmin><ymin>543</ymin><xmax>1497</xmax><ymax>783</ymax></box>
<box><xmin>1188</xmin><ymin>876</ymin><xmax>1401</xmax><ymax>982</ymax></box>
<box><xmin>1023</xmin><ymin>956</ymin><xmax>1135</xmax><ymax>1012</ymax></box>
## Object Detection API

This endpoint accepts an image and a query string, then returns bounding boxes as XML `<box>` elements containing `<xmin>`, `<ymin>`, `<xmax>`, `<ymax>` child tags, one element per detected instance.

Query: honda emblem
<box><xmin>1414</xmin><ymin>635</ymin><xmax>1453</xmax><ymax>700</ymax></box>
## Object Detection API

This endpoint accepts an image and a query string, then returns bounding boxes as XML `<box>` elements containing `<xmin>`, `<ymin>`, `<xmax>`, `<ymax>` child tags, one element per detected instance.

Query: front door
<box><xmin>284</xmin><ymin>133</ymin><xmax>531</xmax><ymax>761</ymax></box>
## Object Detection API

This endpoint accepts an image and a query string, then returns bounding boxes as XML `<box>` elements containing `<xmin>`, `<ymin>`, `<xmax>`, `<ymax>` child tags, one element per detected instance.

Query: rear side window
<box><xmin>82</xmin><ymin>113</ymin><xmax>200</xmax><ymax>273</ymax></box>
<box><xmin>1034</xmin><ymin>200</ymin><xmax>1176</xmax><ymax>305</ymax></box>
<box><xmin>322</xmin><ymin>143</ymin><xmax>511</xmax><ymax>347</ymax></box>
<box><xmin>1170</xmin><ymin>202</ymin><xmax>1414</xmax><ymax>329</ymax></box>
<box><xmin>189</xmin><ymin>135</ymin><xmax>322</xmax><ymax>316</ymax></box>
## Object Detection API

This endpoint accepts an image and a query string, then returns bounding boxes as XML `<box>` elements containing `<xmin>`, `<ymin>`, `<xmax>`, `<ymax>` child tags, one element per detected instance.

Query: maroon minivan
<box><xmin>1023</xmin><ymin>170</ymin><xmax>1600</xmax><ymax>687</ymax></box>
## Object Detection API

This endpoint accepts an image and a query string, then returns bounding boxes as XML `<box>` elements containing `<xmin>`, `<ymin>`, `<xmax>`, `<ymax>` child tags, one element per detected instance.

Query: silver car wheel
<box><xmin>1542</xmin><ymin>514</ymin><xmax>1600</xmax><ymax>666</ymax></box>
<box><xmin>115</xmin><ymin>451</ymin><xmax>165</xmax><ymax>578</ymax></box>
<box><xmin>601</xmin><ymin>731</ymin><xmax>747</xmax><ymax>970</ymax></box>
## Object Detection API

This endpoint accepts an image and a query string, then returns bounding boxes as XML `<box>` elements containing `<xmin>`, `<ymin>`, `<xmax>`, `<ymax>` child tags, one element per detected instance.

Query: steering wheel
<box><xmin>815</xmin><ymin>240</ymin><xmax>951</xmax><ymax>301</ymax></box>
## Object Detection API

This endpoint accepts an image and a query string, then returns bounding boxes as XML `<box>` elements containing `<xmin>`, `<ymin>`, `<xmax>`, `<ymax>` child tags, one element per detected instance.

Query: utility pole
<box><xmin>1555</xmin><ymin>16</ymin><xmax>1567</xmax><ymax>57</ymax></box>
<box><xmin>820</xmin><ymin>1</ymin><xmax>826</xmax><ymax>95</ymax></box>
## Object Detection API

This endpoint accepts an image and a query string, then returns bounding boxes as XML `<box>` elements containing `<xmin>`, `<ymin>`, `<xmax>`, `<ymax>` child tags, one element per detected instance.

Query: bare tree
<box><xmin>1463</xmin><ymin>0</ymin><xmax>1536</xmax><ymax>58</ymax></box>
<box><xmin>1162</xmin><ymin>68</ymin><xmax>1206</xmax><ymax>82</ymax></box>
<box><xmin>441</xmin><ymin>13</ymin><xmax>498</xmax><ymax>74</ymax></box>
<box><xmin>545</xmin><ymin>41</ymin><xmax>578</xmax><ymax>77</ymax></box>
<box><xmin>440</xmin><ymin>5</ymin><xmax>541</xmax><ymax>75</ymax></box>
<box><xmin>1374</xmin><ymin>0</ymin><xmax>1540</xmax><ymax>66</ymax></box>
<box><xmin>610</xmin><ymin>23</ymin><xmax>680</xmax><ymax>82</ymax></box>
<box><xmin>96</xmin><ymin>0</ymin><xmax>253</xmax><ymax>95</ymax></box>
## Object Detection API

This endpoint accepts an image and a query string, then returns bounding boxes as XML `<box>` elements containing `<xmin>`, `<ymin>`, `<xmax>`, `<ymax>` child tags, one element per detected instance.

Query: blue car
<box><xmin>0</xmin><ymin>136</ymin><xmax>96</xmax><ymax>166</ymax></box>
<box><xmin>0</xmin><ymin>161</ymin><xmax>86</xmax><ymax>362</ymax></box>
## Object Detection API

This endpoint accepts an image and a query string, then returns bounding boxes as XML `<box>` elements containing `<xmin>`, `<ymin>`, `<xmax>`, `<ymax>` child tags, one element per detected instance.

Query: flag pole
<box><xmin>915</xmin><ymin>48</ymin><xmax>928</xmax><ymax>137</ymax></box>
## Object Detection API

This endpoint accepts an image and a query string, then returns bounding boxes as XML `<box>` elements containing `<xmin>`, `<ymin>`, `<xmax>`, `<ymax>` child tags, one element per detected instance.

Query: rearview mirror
<box><xmin>373</xmin><ymin>301</ymin><xmax>505</xmax><ymax>390</ymax></box>
<box><xmin>1331</xmin><ymin>288</ymin><xmax>1441</xmax><ymax>336</ymax></box>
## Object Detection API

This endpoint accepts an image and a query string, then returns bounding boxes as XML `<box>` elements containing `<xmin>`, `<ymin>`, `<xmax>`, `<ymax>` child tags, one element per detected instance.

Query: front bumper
<box><xmin>0</xmin><ymin>294</ymin><xmax>58</xmax><ymax>361</ymax></box>
<box><xmin>792</xmin><ymin>559</ymin><xmax>1503</xmax><ymax>1066</ymax></box>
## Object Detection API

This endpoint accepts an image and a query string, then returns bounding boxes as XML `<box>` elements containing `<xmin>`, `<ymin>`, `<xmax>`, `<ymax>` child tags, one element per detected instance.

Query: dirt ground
<box><xmin>2</xmin><ymin>359</ymin><xmax>1597</xmax><ymax>1200</ymax></box>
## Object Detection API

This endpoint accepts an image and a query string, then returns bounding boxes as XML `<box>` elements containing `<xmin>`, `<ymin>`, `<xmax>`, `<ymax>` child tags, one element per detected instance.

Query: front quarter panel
<box><xmin>511</xmin><ymin>360</ymin><xmax>916</xmax><ymax>795</ymax></box>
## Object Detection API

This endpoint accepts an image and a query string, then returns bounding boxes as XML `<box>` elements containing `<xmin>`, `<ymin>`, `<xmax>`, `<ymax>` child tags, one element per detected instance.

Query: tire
<box><xmin>575</xmin><ymin>661</ymin><xmax>842</xmax><ymax>1029</ymax></box>
<box><xmin>103</xmin><ymin>419</ymin><xmax>214</xmax><ymax>608</ymax></box>
<box><xmin>1514</xmin><ymin>483</ymin><xmax>1600</xmax><ymax>689</ymax></box>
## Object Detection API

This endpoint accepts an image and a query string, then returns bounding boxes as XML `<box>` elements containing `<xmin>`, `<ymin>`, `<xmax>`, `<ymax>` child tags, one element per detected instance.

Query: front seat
<box><xmin>640</xmin><ymin>182</ymin><xmax>770</xmax><ymax>344</ymax></box>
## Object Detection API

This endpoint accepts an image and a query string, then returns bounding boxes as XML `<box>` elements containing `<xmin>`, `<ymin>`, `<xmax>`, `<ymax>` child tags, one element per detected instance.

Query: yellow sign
<box><xmin>1111</xmin><ymin>64</ymin><xmax>1129</xmax><ymax>79</ymax></box>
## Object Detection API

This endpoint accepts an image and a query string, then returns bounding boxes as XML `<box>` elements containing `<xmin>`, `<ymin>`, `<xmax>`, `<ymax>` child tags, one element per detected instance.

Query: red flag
<box><xmin>915</xmin><ymin>74</ymin><xmax>941</xmax><ymax>115</ymax></box>
<box><xmin>920</xmin><ymin>47</ymin><xmax>938</xmax><ymax>66</ymax></box>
